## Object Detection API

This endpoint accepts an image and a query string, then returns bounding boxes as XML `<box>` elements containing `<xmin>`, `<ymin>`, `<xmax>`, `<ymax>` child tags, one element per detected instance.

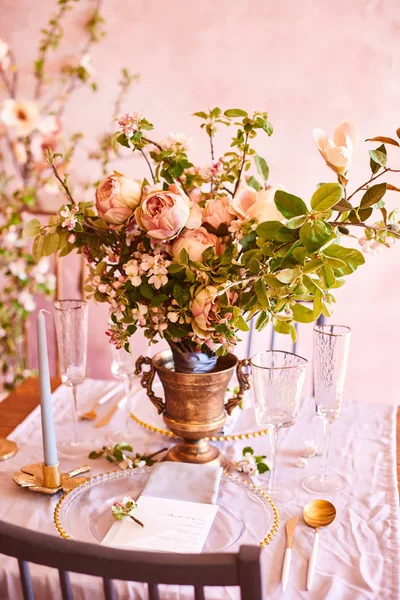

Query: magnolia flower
<box><xmin>96</xmin><ymin>171</ymin><xmax>142</xmax><ymax>225</ymax></box>
<box><xmin>313</xmin><ymin>120</ymin><xmax>359</xmax><ymax>175</ymax></box>
<box><xmin>230</xmin><ymin>184</ymin><xmax>284</xmax><ymax>224</ymax></box>
<box><xmin>0</xmin><ymin>99</ymin><xmax>39</xmax><ymax>137</ymax></box>
<box><xmin>202</xmin><ymin>196</ymin><xmax>234</xmax><ymax>230</ymax></box>
<box><xmin>190</xmin><ymin>285</ymin><xmax>218</xmax><ymax>339</ymax></box>
<box><xmin>172</xmin><ymin>227</ymin><xmax>222</xmax><ymax>263</ymax></box>
<box><xmin>135</xmin><ymin>184</ymin><xmax>191</xmax><ymax>240</ymax></box>
<box><xmin>0</xmin><ymin>39</ymin><xmax>10</xmax><ymax>70</ymax></box>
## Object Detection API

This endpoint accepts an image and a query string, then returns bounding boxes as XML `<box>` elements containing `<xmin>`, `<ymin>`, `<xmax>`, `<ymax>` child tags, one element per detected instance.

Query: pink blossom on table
<box><xmin>171</xmin><ymin>227</ymin><xmax>222</xmax><ymax>263</ymax></box>
<box><xmin>0</xmin><ymin>99</ymin><xmax>39</xmax><ymax>137</ymax></box>
<box><xmin>135</xmin><ymin>184</ymin><xmax>191</xmax><ymax>240</ymax></box>
<box><xmin>0</xmin><ymin>39</ymin><xmax>10</xmax><ymax>70</ymax></box>
<box><xmin>202</xmin><ymin>196</ymin><xmax>234</xmax><ymax>230</ymax></box>
<box><xmin>229</xmin><ymin>183</ymin><xmax>284</xmax><ymax>223</ymax></box>
<box><xmin>186</xmin><ymin>203</ymin><xmax>203</xmax><ymax>229</ymax></box>
<box><xmin>59</xmin><ymin>205</ymin><xmax>79</xmax><ymax>231</ymax></box>
<box><xmin>190</xmin><ymin>285</ymin><xmax>218</xmax><ymax>339</ymax></box>
<box><xmin>117</xmin><ymin>112</ymin><xmax>143</xmax><ymax>137</ymax></box>
<box><xmin>96</xmin><ymin>171</ymin><xmax>142</xmax><ymax>225</ymax></box>
<box><xmin>313</xmin><ymin>120</ymin><xmax>358</xmax><ymax>175</ymax></box>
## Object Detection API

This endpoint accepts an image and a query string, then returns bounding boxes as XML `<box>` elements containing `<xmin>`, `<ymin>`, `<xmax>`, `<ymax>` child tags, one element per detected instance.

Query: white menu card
<box><xmin>102</xmin><ymin>495</ymin><xmax>219</xmax><ymax>553</ymax></box>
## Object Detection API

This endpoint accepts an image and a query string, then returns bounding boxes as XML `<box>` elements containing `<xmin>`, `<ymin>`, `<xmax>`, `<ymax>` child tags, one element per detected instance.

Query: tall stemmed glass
<box><xmin>108</xmin><ymin>343</ymin><xmax>139</xmax><ymax>445</ymax></box>
<box><xmin>251</xmin><ymin>350</ymin><xmax>308</xmax><ymax>505</ymax></box>
<box><xmin>303</xmin><ymin>324</ymin><xmax>351</xmax><ymax>495</ymax></box>
<box><xmin>54</xmin><ymin>299</ymin><xmax>89</xmax><ymax>458</ymax></box>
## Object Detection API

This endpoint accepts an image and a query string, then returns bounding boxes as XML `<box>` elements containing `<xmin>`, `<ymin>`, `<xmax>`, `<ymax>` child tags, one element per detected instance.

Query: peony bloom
<box><xmin>0</xmin><ymin>39</ymin><xmax>10</xmax><ymax>70</ymax></box>
<box><xmin>313</xmin><ymin>120</ymin><xmax>359</xmax><ymax>175</ymax></box>
<box><xmin>96</xmin><ymin>171</ymin><xmax>142</xmax><ymax>225</ymax></box>
<box><xmin>229</xmin><ymin>184</ymin><xmax>284</xmax><ymax>223</ymax></box>
<box><xmin>171</xmin><ymin>227</ymin><xmax>222</xmax><ymax>263</ymax></box>
<box><xmin>0</xmin><ymin>99</ymin><xmax>39</xmax><ymax>137</ymax></box>
<box><xmin>186</xmin><ymin>202</ymin><xmax>203</xmax><ymax>229</ymax></box>
<box><xmin>135</xmin><ymin>184</ymin><xmax>191</xmax><ymax>240</ymax></box>
<box><xmin>203</xmin><ymin>196</ymin><xmax>235</xmax><ymax>230</ymax></box>
<box><xmin>190</xmin><ymin>285</ymin><xmax>218</xmax><ymax>338</ymax></box>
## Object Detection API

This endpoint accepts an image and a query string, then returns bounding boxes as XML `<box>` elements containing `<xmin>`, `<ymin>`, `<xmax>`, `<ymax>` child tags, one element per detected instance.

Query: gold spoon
<box><xmin>303</xmin><ymin>499</ymin><xmax>336</xmax><ymax>591</ymax></box>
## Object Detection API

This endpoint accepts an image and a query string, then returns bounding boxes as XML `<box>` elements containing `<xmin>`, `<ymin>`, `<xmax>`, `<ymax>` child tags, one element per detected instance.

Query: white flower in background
<box><xmin>12</xmin><ymin>141</ymin><xmax>27</xmax><ymax>165</ymax></box>
<box><xmin>9</xmin><ymin>258</ymin><xmax>28</xmax><ymax>280</ymax></box>
<box><xmin>18</xmin><ymin>290</ymin><xmax>36</xmax><ymax>312</ymax></box>
<box><xmin>156</xmin><ymin>132</ymin><xmax>193</xmax><ymax>154</ymax></box>
<box><xmin>59</xmin><ymin>204</ymin><xmax>79</xmax><ymax>231</ymax></box>
<box><xmin>0</xmin><ymin>39</ymin><xmax>10</xmax><ymax>70</ymax></box>
<box><xmin>30</xmin><ymin>257</ymin><xmax>51</xmax><ymax>283</ymax></box>
<box><xmin>0</xmin><ymin>99</ymin><xmax>39</xmax><ymax>137</ymax></box>
<box><xmin>296</xmin><ymin>457</ymin><xmax>308</xmax><ymax>468</ymax></box>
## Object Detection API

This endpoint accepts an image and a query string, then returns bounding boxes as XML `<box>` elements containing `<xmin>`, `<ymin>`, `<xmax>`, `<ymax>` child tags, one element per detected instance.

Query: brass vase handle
<box><xmin>134</xmin><ymin>356</ymin><xmax>165</xmax><ymax>415</ymax></box>
<box><xmin>225</xmin><ymin>358</ymin><xmax>251</xmax><ymax>415</ymax></box>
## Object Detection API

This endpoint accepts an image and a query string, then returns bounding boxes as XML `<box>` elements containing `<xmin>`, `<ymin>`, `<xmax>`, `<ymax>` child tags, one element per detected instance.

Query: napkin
<box><xmin>141</xmin><ymin>462</ymin><xmax>223</xmax><ymax>504</ymax></box>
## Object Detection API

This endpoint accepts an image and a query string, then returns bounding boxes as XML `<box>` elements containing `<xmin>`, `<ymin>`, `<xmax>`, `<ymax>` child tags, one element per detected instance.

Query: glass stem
<box><xmin>124</xmin><ymin>377</ymin><xmax>134</xmax><ymax>430</ymax></box>
<box><xmin>71</xmin><ymin>384</ymin><xmax>79</xmax><ymax>445</ymax></box>
<box><xmin>321</xmin><ymin>417</ymin><xmax>333</xmax><ymax>480</ymax></box>
<box><xmin>268</xmin><ymin>425</ymin><xmax>279</xmax><ymax>496</ymax></box>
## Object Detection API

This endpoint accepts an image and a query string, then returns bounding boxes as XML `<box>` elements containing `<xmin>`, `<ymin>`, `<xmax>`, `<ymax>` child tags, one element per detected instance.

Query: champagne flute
<box><xmin>251</xmin><ymin>350</ymin><xmax>307</xmax><ymax>504</ymax></box>
<box><xmin>54</xmin><ymin>299</ymin><xmax>89</xmax><ymax>458</ymax></box>
<box><xmin>107</xmin><ymin>343</ymin><xmax>139</xmax><ymax>446</ymax></box>
<box><xmin>302</xmin><ymin>324</ymin><xmax>351</xmax><ymax>494</ymax></box>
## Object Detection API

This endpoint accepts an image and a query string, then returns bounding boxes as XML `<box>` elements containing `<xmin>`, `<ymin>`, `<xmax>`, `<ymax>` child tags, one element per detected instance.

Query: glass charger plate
<box><xmin>54</xmin><ymin>468</ymin><xmax>279</xmax><ymax>551</ymax></box>
<box><xmin>130</xmin><ymin>385</ymin><xmax>269</xmax><ymax>442</ymax></box>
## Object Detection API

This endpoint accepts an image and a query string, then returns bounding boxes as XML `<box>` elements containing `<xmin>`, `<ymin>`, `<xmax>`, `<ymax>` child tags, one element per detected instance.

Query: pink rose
<box><xmin>202</xmin><ymin>196</ymin><xmax>234</xmax><ymax>230</ymax></box>
<box><xmin>229</xmin><ymin>184</ymin><xmax>284</xmax><ymax>223</ymax></box>
<box><xmin>190</xmin><ymin>285</ymin><xmax>218</xmax><ymax>339</ymax></box>
<box><xmin>96</xmin><ymin>171</ymin><xmax>142</xmax><ymax>225</ymax></box>
<box><xmin>135</xmin><ymin>184</ymin><xmax>191</xmax><ymax>240</ymax></box>
<box><xmin>171</xmin><ymin>227</ymin><xmax>222</xmax><ymax>263</ymax></box>
<box><xmin>313</xmin><ymin>120</ymin><xmax>358</xmax><ymax>175</ymax></box>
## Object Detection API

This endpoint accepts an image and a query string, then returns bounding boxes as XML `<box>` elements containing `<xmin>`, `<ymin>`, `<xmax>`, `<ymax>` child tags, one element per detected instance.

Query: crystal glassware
<box><xmin>251</xmin><ymin>350</ymin><xmax>307</xmax><ymax>504</ymax></box>
<box><xmin>302</xmin><ymin>324</ymin><xmax>351</xmax><ymax>495</ymax></box>
<box><xmin>54</xmin><ymin>299</ymin><xmax>89</xmax><ymax>458</ymax></box>
<box><xmin>107</xmin><ymin>343</ymin><xmax>139</xmax><ymax>445</ymax></box>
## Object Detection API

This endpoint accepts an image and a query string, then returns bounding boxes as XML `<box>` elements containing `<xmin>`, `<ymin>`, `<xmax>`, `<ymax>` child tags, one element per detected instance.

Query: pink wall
<box><xmin>1</xmin><ymin>0</ymin><xmax>400</xmax><ymax>404</ymax></box>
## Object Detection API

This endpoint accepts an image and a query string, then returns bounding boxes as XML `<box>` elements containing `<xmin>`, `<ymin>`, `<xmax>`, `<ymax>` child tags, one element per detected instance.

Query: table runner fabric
<box><xmin>0</xmin><ymin>379</ymin><xmax>398</xmax><ymax>600</ymax></box>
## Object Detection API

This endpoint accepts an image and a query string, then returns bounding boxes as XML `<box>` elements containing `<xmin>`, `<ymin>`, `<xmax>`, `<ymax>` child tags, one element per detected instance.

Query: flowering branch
<box><xmin>45</xmin><ymin>149</ymin><xmax>75</xmax><ymax>203</ymax></box>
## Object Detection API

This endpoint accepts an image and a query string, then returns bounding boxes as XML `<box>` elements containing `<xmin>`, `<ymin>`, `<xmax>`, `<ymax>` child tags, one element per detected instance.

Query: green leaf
<box><xmin>23</xmin><ymin>218</ymin><xmax>41</xmax><ymax>239</ymax></box>
<box><xmin>274</xmin><ymin>320</ymin><xmax>292</xmax><ymax>335</ymax></box>
<box><xmin>242</xmin><ymin>446</ymin><xmax>254</xmax><ymax>455</ymax></box>
<box><xmin>320</xmin><ymin>263</ymin><xmax>336</xmax><ymax>288</ymax></box>
<box><xmin>360</xmin><ymin>183</ymin><xmax>387</xmax><ymax>208</ymax></box>
<box><xmin>138</xmin><ymin>281</ymin><xmax>154</xmax><ymax>299</ymax></box>
<box><xmin>254</xmin><ymin>279</ymin><xmax>270</xmax><ymax>309</ymax></box>
<box><xmin>247</xmin><ymin>176</ymin><xmax>261</xmax><ymax>191</ymax></box>
<box><xmin>303</xmin><ymin>257</ymin><xmax>324</xmax><ymax>273</ymax></box>
<box><xmin>255</xmin><ymin>310</ymin><xmax>269</xmax><ymax>330</ymax></box>
<box><xmin>311</xmin><ymin>183</ymin><xmax>344</xmax><ymax>211</ymax></box>
<box><xmin>323</xmin><ymin>244</ymin><xmax>365</xmax><ymax>274</ymax></box>
<box><xmin>256</xmin><ymin>221</ymin><xmax>281</xmax><ymax>240</ymax></box>
<box><xmin>224</xmin><ymin>108</ymin><xmax>248</xmax><ymax>118</ymax></box>
<box><xmin>285</xmin><ymin>215</ymin><xmax>308</xmax><ymax>229</ymax></box>
<box><xmin>358</xmin><ymin>207</ymin><xmax>373</xmax><ymax>222</ymax></box>
<box><xmin>332</xmin><ymin>198</ymin><xmax>353</xmax><ymax>212</ymax></box>
<box><xmin>303</xmin><ymin>274</ymin><xmax>324</xmax><ymax>294</ymax></box>
<box><xmin>275</xmin><ymin>266</ymin><xmax>301</xmax><ymax>284</ymax></box>
<box><xmin>254</xmin><ymin>155</ymin><xmax>269</xmax><ymax>182</ymax></box>
<box><xmin>257</xmin><ymin>462</ymin><xmax>269</xmax><ymax>474</ymax></box>
<box><xmin>167</xmin><ymin>323</ymin><xmax>187</xmax><ymax>338</ymax></box>
<box><xmin>292</xmin><ymin>303</ymin><xmax>315</xmax><ymax>323</ymax></box>
<box><xmin>42</xmin><ymin>232</ymin><xmax>59</xmax><ymax>256</ymax></box>
<box><xmin>274</xmin><ymin>190</ymin><xmax>308</xmax><ymax>219</ymax></box>
<box><xmin>369</xmin><ymin>149</ymin><xmax>387</xmax><ymax>167</ymax></box>
<box><xmin>193</xmin><ymin>111</ymin><xmax>208</xmax><ymax>119</ymax></box>
<box><xmin>236</xmin><ymin>316</ymin><xmax>249</xmax><ymax>332</ymax></box>
<box><xmin>117</xmin><ymin>133</ymin><xmax>130</xmax><ymax>148</ymax></box>
<box><xmin>299</xmin><ymin>221</ymin><xmax>336</xmax><ymax>254</ymax></box>
<box><xmin>151</xmin><ymin>294</ymin><xmax>169</xmax><ymax>307</ymax></box>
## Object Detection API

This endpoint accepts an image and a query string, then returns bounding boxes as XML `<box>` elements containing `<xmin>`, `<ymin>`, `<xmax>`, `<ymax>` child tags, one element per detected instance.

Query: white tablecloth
<box><xmin>0</xmin><ymin>380</ymin><xmax>399</xmax><ymax>600</ymax></box>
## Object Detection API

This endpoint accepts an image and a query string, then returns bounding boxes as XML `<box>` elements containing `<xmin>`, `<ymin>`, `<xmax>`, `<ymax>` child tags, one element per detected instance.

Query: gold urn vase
<box><xmin>135</xmin><ymin>350</ymin><xmax>249</xmax><ymax>466</ymax></box>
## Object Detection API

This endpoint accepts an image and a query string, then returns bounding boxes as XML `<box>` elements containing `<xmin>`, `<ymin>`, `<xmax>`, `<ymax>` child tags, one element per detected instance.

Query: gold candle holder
<box><xmin>13</xmin><ymin>462</ymin><xmax>90</xmax><ymax>495</ymax></box>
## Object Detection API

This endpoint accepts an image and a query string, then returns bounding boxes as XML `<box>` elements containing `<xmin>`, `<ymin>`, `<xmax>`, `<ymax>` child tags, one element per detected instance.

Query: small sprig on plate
<box><xmin>112</xmin><ymin>496</ymin><xmax>144</xmax><ymax>528</ymax></box>
<box><xmin>88</xmin><ymin>443</ymin><xmax>167</xmax><ymax>469</ymax></box>
<box><xmin>235</xmin><ymin>446</ymin><xmax>270</xmax><ymax>475</ymax></box>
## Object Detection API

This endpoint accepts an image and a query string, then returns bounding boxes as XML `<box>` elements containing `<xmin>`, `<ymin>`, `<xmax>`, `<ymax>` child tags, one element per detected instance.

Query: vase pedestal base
<box><xmin>163</xmin><ymin>439</ymin><xmax>224</xmax><ymax>467</ymax></box>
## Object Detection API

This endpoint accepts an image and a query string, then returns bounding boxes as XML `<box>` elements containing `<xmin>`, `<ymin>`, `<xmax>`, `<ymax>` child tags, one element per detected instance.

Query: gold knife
<box><xmin>281</xmin><ymin>516</ymin><xmax>298</xmax><ymax>592</ymax></box>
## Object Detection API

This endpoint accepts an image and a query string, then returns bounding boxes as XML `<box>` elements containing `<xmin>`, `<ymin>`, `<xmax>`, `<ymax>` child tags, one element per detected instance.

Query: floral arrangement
<box><xmin>112</xmin><ymin>496</ymin><xmax>144</xmax><ymax>528</ymax></box>
<box><xmin>0</xmin><ymin>0</ymin><xmax>138</xmax><ymax>389</ymax></box>
<box><xmin>235</xmin><ymin>446</ymin><xmax>270</xmax><ymax>475</ymax></box>
<box><xmin>25</xmin><ymin>109</ymin><xmax>400</xmax><ymax>364</ymax></box>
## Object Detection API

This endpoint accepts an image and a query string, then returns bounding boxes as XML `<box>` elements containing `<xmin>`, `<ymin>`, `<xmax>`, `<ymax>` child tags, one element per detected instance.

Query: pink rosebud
<box><xmin>96</xmin><ymin>171</ymin><xmax>142</xmax><ymax>225</ymax></box>
<box><xmin>135</xmin><ymin>184</ymin><xmax>191</xmax><ymax>240</ymax></box>
<box><xmin>171</xmin><ymin>227</ymin><xmax>223</xmax><ymax>263</ymax></box>
<box><xmin>203</xmin><ymin>196</ymin><xmax>234</xmax><ymax>230</ymax></box>
<box><xmin>67</xmin><ymin>234</ymin><xmax>76</xmax><ymax>244</ymax></box>
<box><xmin>313</xmin><ymin>120</ymin><xmax>358</xmax><ymax>175</ymax></box>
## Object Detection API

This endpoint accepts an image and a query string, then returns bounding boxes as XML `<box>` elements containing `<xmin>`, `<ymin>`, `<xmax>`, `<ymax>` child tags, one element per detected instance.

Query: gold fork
<box><xmin>80</xmin><ymin>384</ymin><xmax>124</xmax><ymax>421</ymax></box>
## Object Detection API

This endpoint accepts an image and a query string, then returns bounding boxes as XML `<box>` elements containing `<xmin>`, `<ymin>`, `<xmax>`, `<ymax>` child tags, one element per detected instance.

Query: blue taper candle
<box><xmin>37</xmin><ymin>309</ymin><xmax>58</xmax><ymax>466</ymax></box>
